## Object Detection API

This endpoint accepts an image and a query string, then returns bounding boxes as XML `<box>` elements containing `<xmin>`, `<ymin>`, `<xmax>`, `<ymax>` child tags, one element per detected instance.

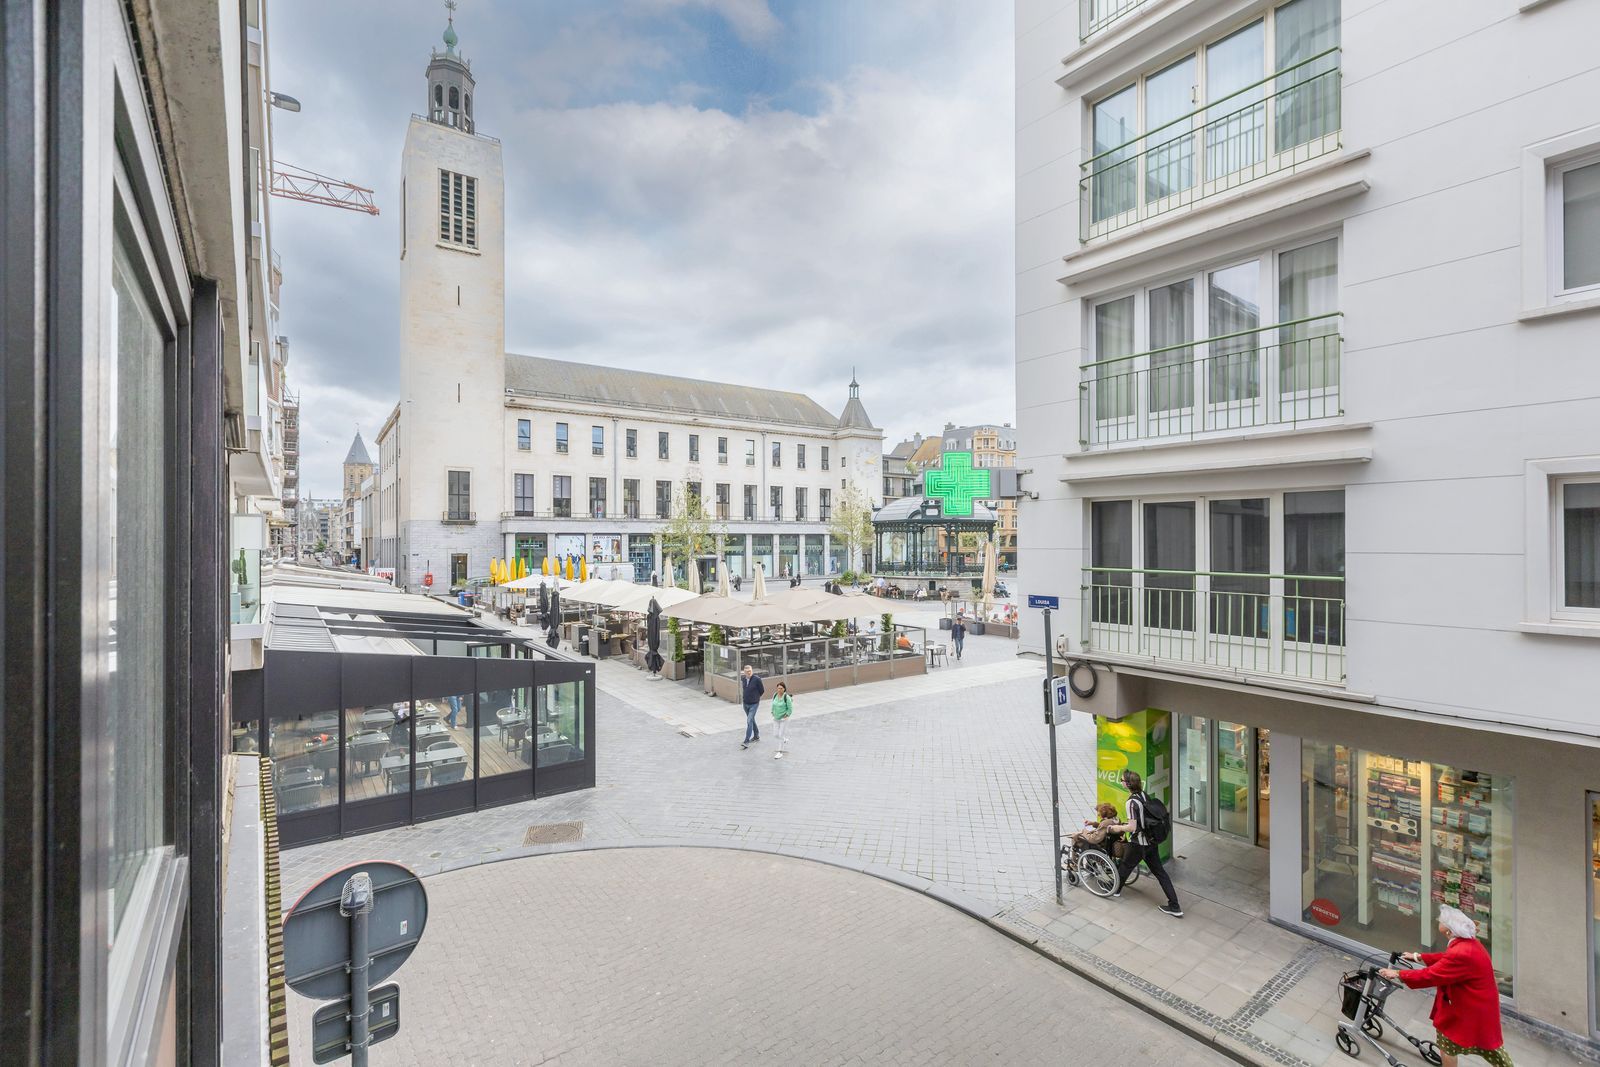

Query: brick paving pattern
<box><xmin>286</xmin><ymin>848</ymin><xmax>1232</xmax><ymax>1066</ymax></box>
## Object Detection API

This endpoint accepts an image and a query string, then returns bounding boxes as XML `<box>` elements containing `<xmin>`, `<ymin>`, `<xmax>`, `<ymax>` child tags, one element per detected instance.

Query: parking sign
<box><xmin>1049</xmin><ymin>675</ymin><xmax>1071</xmax><ymax>724</ymax></box>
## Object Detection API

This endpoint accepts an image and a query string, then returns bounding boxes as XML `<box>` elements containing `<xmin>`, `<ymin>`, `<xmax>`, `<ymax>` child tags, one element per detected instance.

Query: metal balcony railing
<box><xmin>1080</xmin><ymin>313</ymin><xmax>1342</xmax><ymax>448</ymax></box>
<box><xmin>1081</xmin><ymin>49</ymin><xmax>1342</xmax><ymax>242</ymax></box>
<box><xmin>442</xmin><ymin>510</ymin><xmax>476</xmax><ymax>524</ymax></box>
<box><xmin>1080</xmin><ymin>0</ymin><xmax>1152</xmax><ymax>41</ymax></box>
<box><xmin>1081</xmin><ymin>566</ymin><xmax>1345</xmax><ymax>683</ymax></box>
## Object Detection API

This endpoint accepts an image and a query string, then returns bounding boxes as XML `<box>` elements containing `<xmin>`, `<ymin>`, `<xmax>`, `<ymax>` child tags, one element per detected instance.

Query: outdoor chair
<box><xmin>502</xmin><ymin>721</ymin><xmax>528</xmax><ymax>753</ymax></box>
<box><xmin>384</xmin><ymin>765</ymin><xmax>413</xmax><ymax>793</ymax></box>
<box><xmin>431</xmin><ymin>759</ymin><xmax>468</xmax><ymax>785</ymax></box>
<box><xmin>279</xmin><ymin>781</ymin><xmax>323</xmax><ymax>812</ymax></box>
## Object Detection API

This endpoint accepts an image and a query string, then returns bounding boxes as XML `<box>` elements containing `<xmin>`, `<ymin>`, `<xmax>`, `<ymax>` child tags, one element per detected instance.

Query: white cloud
<box><xmin>632</xmin><ymin>0</ymin><xmax>782</xmax><ymax>46</ymax></box>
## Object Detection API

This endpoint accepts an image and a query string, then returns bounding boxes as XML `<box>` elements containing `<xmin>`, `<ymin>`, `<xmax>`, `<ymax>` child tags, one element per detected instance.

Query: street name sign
<box><xmin>1028</xmin><ymin>594</ymin><xmax>1059</xmax><ymax>610</ymax></box>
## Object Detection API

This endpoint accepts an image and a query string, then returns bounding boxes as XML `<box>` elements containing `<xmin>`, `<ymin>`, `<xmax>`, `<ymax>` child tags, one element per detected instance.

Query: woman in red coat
<box><xmin>1379</xmin><ymin>905</ymin><xmax>1512</xmax><ymax>1066</ymax></box>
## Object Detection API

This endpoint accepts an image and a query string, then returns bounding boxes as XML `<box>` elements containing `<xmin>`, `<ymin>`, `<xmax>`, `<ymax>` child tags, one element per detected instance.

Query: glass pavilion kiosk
<box><xmin>870</xmin><ymin>496</ymin><xmax>999</xmax><ymax>592</ymax></box>
<box><xmin>230</xmin><ymin>585</ymin><xmax>596</xmax><ymax>848</ymax></box>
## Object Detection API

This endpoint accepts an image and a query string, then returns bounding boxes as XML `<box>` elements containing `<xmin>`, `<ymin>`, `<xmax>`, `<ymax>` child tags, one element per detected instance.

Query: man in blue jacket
<box><xmin>739</xmin><ymin>664</ymin><xmax>764</xmax><ymax>749</ymax></box>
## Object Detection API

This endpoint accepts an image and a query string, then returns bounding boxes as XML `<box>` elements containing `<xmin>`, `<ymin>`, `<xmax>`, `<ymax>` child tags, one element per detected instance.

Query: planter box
<box><xmin>939</xmin><ymin>617</ymin><xmax>953</xmax><ymax>631</ymax></box>
<box><xmin>662</xmin><ymin>658</ymin><xmax>687</xmax><ymax>681</ymax></box>
<box><xmin>967</xmin><ymin>621</ymin><xmax>986</xmax><ymax>636</ymax></box>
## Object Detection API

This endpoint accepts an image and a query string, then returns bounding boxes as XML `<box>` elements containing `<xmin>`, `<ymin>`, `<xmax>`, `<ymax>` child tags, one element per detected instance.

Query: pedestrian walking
<box><xmin>1108</xmin><ymin>770</ymin><xmax>1183</xmax><ymax>917</ymax></box>
<box><xmin>951</xmin><ymin>616</ymin><xmax>966</xmax><ymax>660</ymax></box>
<box><xmin>739</xmin><ymin>664</ymin><xmax>764</xmax><ymax>749</ymax></box>
<box><xmin>770</xmin><ymin>682</ymin><xmax>794</xmax><ymax>758</ymax></box>
<box><xmin>445</xmin><ymin>694</ymin><xmax>463</xmax><ymax>729</ymax></box>
<box><xmin>1379</xmin><ymin>905</ymin><xmax>1513</xmax><ymax>1067</ymax></box>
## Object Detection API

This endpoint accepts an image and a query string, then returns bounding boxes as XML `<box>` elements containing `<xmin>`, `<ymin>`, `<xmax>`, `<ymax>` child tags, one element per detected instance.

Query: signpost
<box><xmin>1037</xmin><ymin>604</ymin><xmax>1064</xmax><ymax>904</ymax></box>
<box><xmin>285</xmin><ymin>861</ymin><xmax>428</xmax><ymax>1065</ymax></box>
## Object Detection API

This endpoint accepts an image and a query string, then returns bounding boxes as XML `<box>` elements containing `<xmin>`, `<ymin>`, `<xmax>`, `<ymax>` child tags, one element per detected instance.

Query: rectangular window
<box><xmin>1302</xmin><ymin>744</ymin><xmax>1514</xmax><ymax>996</ymax></box>
<box><xmin>744</xmin><ymin>485</ymin><xmax>757</xmax><ymax>521</ymax></box>
<box><xmin>438</xmin><ymin>169</ymin><xmax>478</xmax><ymax>248</ymax></box>
<box><xmin>746</xmin><ymin>439</ymin><xmax>756</xmax><ymax>465</ymax></box>
<box><xmin>687</xmin><ymin>481</ymin><xmax>701</xmax><ymax>506</ymax></box>
<box><xmin>447</xmin><ymin>470</ymin><xmax>471</xmax><ymax>520</ymax></box>
<box><xmin>589</xmin><ymin>477</ymin><xmax>607</xmax><ymax>518</ymax></box>
<box><xmin>1560</xmin><ymin>479</ymin><xmax>1600</xmax><ymax>610</ymax></box>
<box><xmin>1559</xmin><ymin>158</ymin><xmax>1600</xmax><ymax>293</ymax></box>
<box><xmin>659</xmin><ymin>432</ymin><xmax>669</xmax><ymax>460</ymax></box>
<box><xmin>626</xmin><ymin>428</ymin><xmax>638</xmax><ymax>458</ymax></box>
<box><xmin>688</xmin><ymin>434</ymin><xmax>700</xmax><ymax>462</ymax></box>
<box><xmin>514</xmin><ymin>473</ymin><xmax>535</xmax><ymax>516</ymax></box>
<box><xmin>1093</xmin><ymin>296</ymin><xmax>1136</xmax><ymax>421</ymax></box>
<box><xmin>1089</xmin><ymin>500</ymin><xmax>1133</xmax><ymax>623</ymax></box>
<box><xmin>592</xmin><ymin>426</ymin><xmax>604</xmax><ymax>456</ymax></box>
<box><xmin>821</xmin><ymin>446</ymin><xmax>830</xmax><ymax>470</ymax></box>
<box><xmin>555</xmin><ymin>422</ymin><xmax>568</xmax><ymax>454</ymax></box>
<box><xmin>1144</xmin><ymin>500</ymin><xmax>1195</xmax><ymax>631</ymax></box>
<box><xmin>516</xmin><ymin>418</ymin><xmax>531</xmax><ymax>451</ymax></box>
<box><xmin>552</xmin><ymin>476</ymin><xmax>571</xmax><ymax>518</ymax></box>
<box><xmin>656</xmin><ymin>480</ymin><xmax>672</xmax><ymax>519</ymax></box>
<box><xmin>1210</xmin><ymin>498</ymin><xmax>1269</xmax><ymax>638</ymax></box>
<box><xmin>770</xmin><ymin>486</ymin><xmax>783</xmax><ymax>519</ymax></box>
<box><xmin>797</xmin><ymin>444</ymin><xmax>806</xmax><ymax>469</ymax></box>
<box><xmin>771</xmin><ymin>441</ymin><xmax>782</xmax><ymax>468</ymax></box>
<box><xmin>715</xmin><ymin>483</ymin><xmax>731</xmax><ymax>520</ymax></box>
<box><xmin>717</xmin><ymin>436</ymin><xmax>728</xmax><ymax>464</ymax></box>
<box><xmin>795</xmin><ymin>487</ymin><xmax>808</xmax><ymax>520</ymax></box>
<box><xmin>1279</xmin><ymin>238</ymin><xmax>1340</xmax><ymax>392</ymax></box>
<box><xmin>819</xmin><ymin>488</ymin><xmax>831</xmax><ymax>521</ymax></box>
<box><xmin>1284</xmin><ymin>489</ymin><xmax>1345</xmax><ymax>644</ymax></box>
<box><xmin>623</xmin><ymin>479</ymin><xmax>640</xmax><ymax>519</ymax></box>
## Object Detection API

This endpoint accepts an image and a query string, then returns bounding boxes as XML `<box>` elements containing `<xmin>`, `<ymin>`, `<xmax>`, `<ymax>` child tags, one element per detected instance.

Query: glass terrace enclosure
<box><xmin>871</xmin><ymin>496</ymin><xmax>998</xmax><ymax>579</ymax></box>
<box><xmin>231</xmin><ymin>595</ymin><xmax>595</xmax><ymax>848</ymax></box>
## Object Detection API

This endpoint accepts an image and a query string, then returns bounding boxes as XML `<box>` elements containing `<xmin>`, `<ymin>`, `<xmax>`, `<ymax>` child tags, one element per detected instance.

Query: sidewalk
<box><xmin>989</xmin><ymin>832</ymin><xmax>1597</xmax><ymax>1067</ymax></box>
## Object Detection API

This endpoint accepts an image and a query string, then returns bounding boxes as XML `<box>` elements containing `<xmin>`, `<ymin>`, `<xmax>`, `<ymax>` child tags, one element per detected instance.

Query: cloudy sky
<box><xmin>269</xmin><ymin>0</ymin><xmax>1014</xmax><ymax>499</ymax></box>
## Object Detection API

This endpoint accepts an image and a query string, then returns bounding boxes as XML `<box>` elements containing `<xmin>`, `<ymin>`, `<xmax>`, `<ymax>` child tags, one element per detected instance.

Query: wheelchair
<box><xmin>1059</xmin><ymin>832</ymin><xmax>1140</xmax><ymax>897</ymax></box>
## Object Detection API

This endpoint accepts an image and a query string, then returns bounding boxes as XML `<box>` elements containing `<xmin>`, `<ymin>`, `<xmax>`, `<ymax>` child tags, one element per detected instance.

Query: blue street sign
<box><xmin>1028</xmin><ymin>594</ymin><xmax>1059</xmax><ymax>610</ymax></box>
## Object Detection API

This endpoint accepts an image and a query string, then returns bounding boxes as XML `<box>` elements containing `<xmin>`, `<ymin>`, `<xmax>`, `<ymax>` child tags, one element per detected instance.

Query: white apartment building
<box><xmin>373</xmin><ymin>20</ymin><xmax>883</xmax><ymax>593</ymax></box>
<box><xmin>1017</xmin><ymin>0</ymin><xmax>1600</xmax><ymax>1044</ymax></box>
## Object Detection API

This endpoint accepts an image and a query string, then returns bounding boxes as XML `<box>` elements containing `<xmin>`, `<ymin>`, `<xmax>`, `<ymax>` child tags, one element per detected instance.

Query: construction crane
<box><xmin>269</xmin><ymin>161</ymin><xmax>380</xmax><ymax>215</ymax></box>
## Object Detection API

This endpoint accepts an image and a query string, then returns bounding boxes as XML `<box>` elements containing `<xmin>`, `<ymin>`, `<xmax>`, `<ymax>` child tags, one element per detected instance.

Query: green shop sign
<box><xmin>923</xmin><ymin>451</ymin><xmax>992</xmax><ymax>518</ymax></box>
<box><xmin>1095</xmin><ymin>708</ymin><xmax>1174</xmax><ymax>861</ymax></box>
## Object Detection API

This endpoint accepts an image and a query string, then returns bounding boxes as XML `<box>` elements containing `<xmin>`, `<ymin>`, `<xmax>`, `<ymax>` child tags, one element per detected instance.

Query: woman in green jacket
<box><xmin>770</xmin><ymin>682</ymin><xmax>794</xmax><ymax>759</ymax></box>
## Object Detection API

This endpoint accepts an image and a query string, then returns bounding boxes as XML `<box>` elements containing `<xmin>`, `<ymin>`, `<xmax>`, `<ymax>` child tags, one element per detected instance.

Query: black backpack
<box><xmin>1134</xmin><ymin>792</ymin><xmax>1171</xmax><ymax>844</ymax></box>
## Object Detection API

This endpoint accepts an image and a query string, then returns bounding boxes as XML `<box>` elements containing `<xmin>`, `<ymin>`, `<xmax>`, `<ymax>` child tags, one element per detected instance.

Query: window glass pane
<box><xmin>1208</xmin><ymin>261</ymin><xmax>1261</xmax><ymax>403</ymax></box>
<box><xmin>517</xmin><ymin>419</ymin><xmax>530</xmax><ymax>449</ymax></box>
<box><xmin>1148</xmin><ymin>279</ymin><xmax>1195</xmax><ymax>414</ymax></box>
<box><xmin>1284</xmin><ymin>489</ymin><xmax>1344</xmax><ymax>645</ymax></box>
<box><xmin>1302</xmin><ymin>745</ymin><xmax>1515</xmax><ymax>996</ymax></box>
<box><xmin>1144</xmin><ymin>500</ymin><xmax>1195</xmax><ymax>631</ymax></box>
<box><xmin>553</xmin><ymin>476</ymin><xmax>571</xmax><ymax>517</ymax></box>
<box><xmin>1090</xmin><ymin>500</ymin><xmax>1132</xmax><ymax>624</ymax></box>
<box><xmin>480</xmin><ymin>687</ymin><xmax>533</xmax><ymax>779</ymax></box>
<box><xmin>1145</xmin><ymin>56</ymin><xmax>1196</xmax><ymax>202</ymax></box>
<box><xmin>592</xmin><ymin>426</ymin><xmax>603</xmax><ymax>454</ymax></box>
<box><xmin>753</xmin><ymin>534</ymin><xmax>774</xmax><ymax>576</ymax></box>
<box><xmin>659</xmin><ymin>432</ymin><xmax>669</xmax><ymax>458</ymax></box>
<box><xmin>1205</xmin><ymin>21</ymin><xmax>1265</xmax><ymax>179</ymax></box>
<box><xmin>555</xmin><ymin>423</ymin><xmax>568</xmax><ymax>452</ymax></box>
<box><xmin>1176</xmin><ymin>714</ymin><xmax>1210</xmax><ymax>828</ymax></box>
<box><xmin>414</xmin><ymin>693</ymin><xmax>474</xmax><ymax>790</ymax></box>
<box><xmin>1210</xmin><ymin>499</ymin><xmax>1269</xmax><ymax>639</ymax></box>
<box><xmin>270</xmin><ymin>708</ymin><xmax>340</xmax><ymax>813</ymax></box>
<box><xmin>1563</xmin><ymin>161</ymin><xmax>1600</xmax><ymax>291</ymax></box>
<box><xmin>345</xmin><ymin>702</ymin><xmax>410</xmax><ymax>799</ymax></box>
<box><xmin>1274</xmin><ymin>0</ymin><xmax>1341</xmax><ymax>151</ymax></box>
<box><xmin>1093</xmin><ymin>295</ymin><xmax>1136</xmax><ymax>421</ymax></box>
<box><xmin>1090</xmin><ymin>85</ymin><xmax>1138</xmax><ymax>223</ymax></box>
<box><xmin>537</xmin><ymin>682</ymin><xmax>586</xmax><ymax>767</ymax></box>
<box><xmin>1563</xmin><ymin>481</ymin><xmax>1600</xmax><ymax>609</ymax></box>
<box><xmin>1278</xmin><ymin>239</ymin><xmax>1339</xmax><ymax>393</ymax></box>
<box><xmin>109</xmin><ymin>235</ymin><xmax>169</xmax><ymax>937</ymax></box>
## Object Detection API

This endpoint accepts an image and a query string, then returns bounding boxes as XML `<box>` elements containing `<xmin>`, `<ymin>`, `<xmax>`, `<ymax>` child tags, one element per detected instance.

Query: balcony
<box><xmin>1081</xmin><ymin>567</ymin><xmax>1344</xmax><ymax>684</ymax></box>
<box><xmin>1080</xmin><ymin>314</ymin><xmax>1342</xmax><ymax>448</ymax></box>
<box><xmin>1081</xmin><ymin>49</ymin><xmax>1341</xmax><ymax>243</ymax></box>
<box><xmin>1080</xmin><ymin>0</ymin><xmax>1152</xmax><ymax>42</ymax></box>
<box><xmin>442</xmin><ymin>511</ymin><xmax>476</xmax><ymax>524</ymax></box>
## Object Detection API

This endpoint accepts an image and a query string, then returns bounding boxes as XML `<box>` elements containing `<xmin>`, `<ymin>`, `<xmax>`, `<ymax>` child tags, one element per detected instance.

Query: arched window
<box><xmin>449</xmin><ymin>86</ymin><xmax>459</xmax><ymax>109</ymax></box>
<box><xmin>464</xmin><ymin>93</ymin><xmax>472</xmax><ymax>116</ymax></box>
<box><xmin>434</xmin><ymin>84</ymin><xmax>443</xmax><ymax>107</ymax></box>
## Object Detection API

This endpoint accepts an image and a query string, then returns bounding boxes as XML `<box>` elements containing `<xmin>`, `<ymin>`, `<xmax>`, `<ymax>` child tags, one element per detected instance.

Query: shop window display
<box><xmin>1302</xmin><ymin>743</ymin><xmax>1514</xmax><ymax>995</ymax></box>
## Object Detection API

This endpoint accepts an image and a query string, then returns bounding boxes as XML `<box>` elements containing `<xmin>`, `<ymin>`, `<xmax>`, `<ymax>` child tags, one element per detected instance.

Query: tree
<box><xmin>658</xmin><ymin>483</ymin><xmax>722</xmax><ymax>582</ymax></box>
<box><xmin>828</xmin><ymin>484</ymin><xmax>874</xmax><ymax>573</ymax></box>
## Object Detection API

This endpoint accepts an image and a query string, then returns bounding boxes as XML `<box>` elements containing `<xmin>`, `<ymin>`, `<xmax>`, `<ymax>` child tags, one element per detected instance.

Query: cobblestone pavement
<box><xmin>286</xmin><ymin>848</ymin><xmax>1231</xmax><ymax>1066</ymax></box>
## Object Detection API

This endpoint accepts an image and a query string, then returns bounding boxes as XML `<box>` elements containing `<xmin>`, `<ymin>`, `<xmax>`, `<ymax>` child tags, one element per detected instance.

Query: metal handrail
<box><xmin>1080</xmin><ymin>313</ymin><xmax>1342</xmax><ymax>371</ymax></box>
<box><xmin>1084</xmin><ymin>566</ymin><xmax>1342</xmax><ymax>583</ymax></box>
<box><xmin>1083</xmin><ymin>48</ymin><xmax>1341</xmax><ymax>169</ymax></box>
<box><xmin>1080</xmin><ymin>0</ymin><xmax>1153</xmax><ymax>41</ymax></box>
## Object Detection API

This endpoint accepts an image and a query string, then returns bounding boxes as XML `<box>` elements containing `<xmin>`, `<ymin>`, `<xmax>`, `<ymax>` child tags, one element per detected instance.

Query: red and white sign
<box><xmin>1309</xmin><ymin>898</ymin><xmax>1341</xmax><ymax>926</ymax></box>
<box><xmin>423</xmin><ymin>572</ymin><xmax>434</xmax><ymax>588</ymax></box>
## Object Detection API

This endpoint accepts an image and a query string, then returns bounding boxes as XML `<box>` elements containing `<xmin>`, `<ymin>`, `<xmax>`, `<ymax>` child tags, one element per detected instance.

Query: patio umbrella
<box><xmin>538</xmin><ymin>581</ymin><xmax>550</xmax><ymax>624</ymax></box>
<box><xmin>542</xmin><ymin>555</ymin><xmax>550</xmax><ymax>576</ymax></box>
<box><xmin>689</xmin><ymin>558</ymin><xmax>702</xmax><ymax>595</ymax></box>
<box><xmin>761</xmin><ymin>585</ymin><xmax>872</xmax><ymax>622</ymax></box>
<box><xmin>546</xmin><ymin>587</ymin><xmax>562</xmax><ymax>649</ymax></box>
<box><xmin>981</xmin><ymin>539</ymin><xmax>998</xmax><ymax>618</ymax></box>
<box><xmin>580</xmin><ymin>556</ymin><xmax>588</xmax><ymax>582</ymax></box>
<box><xmin>608</xmin><ymin>584</ymin><xmax>696</xmax><ymax>615</ymax></box>
<box><xmin>646</xmin><ymin>597</ymin><xmax>664</xmax><ymax>673</ymax></box>
<box><xmin>716</xmin><ymin>559</ymin><xmax>730</xmax><ymax>598</ymax></box>
<box><xmin>753</xmin><ymin>561</ymin><xmax>767</xmax><ymax>601</ymax></box>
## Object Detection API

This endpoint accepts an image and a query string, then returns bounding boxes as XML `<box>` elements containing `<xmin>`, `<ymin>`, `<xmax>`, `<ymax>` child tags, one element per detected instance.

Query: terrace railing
<box><xmin>1081</xmin><ymin>49</ymin><xmax>1341</xmax><ymax>242</ymax></box>
<box><xmin>1081</xmin><ymin>566</ymin><xmax>1344</xmax><ymax>683</ymax></box>
<box><xmin>1080</xmin><ymin>0</ymin><xmax>1153</xmax><ymax>41</ymax></box>
<box><xmin>1079</xmin><ymin>313</ymin><xmax>1342</xmax><ymax>447</ymax></box>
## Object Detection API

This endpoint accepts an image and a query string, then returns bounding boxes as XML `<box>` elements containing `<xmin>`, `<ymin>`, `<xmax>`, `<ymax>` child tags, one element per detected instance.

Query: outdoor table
<box><xmin>496</xmin><ymin>707</ymin><xmax>529</xmax><ymax>728</ymax></box>
<box><xmin>360</xmin><ymin>708</ymin><xmax>396</xmax><ymax>730</ymax></box>
<box><xmin>415</xmin><ymin>721</ymin><xmax>450</xmax><ymax>745</ymax></box>
<box><xmin>277</xmin><ymin>765</ymin><xmax>323</xmax><ymax>789</ymax></box>
<box><xmin>926</xmin><ymin>644</ymin><xmax>946</xmax><ymax>668</ymax></box>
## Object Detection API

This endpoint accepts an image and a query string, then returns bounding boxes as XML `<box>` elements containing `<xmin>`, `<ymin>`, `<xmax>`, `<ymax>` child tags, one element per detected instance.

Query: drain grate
<box><xmin>523</xmin><ymin>821</ymin><xmax>584</xmax><ymax>846</ymax></box>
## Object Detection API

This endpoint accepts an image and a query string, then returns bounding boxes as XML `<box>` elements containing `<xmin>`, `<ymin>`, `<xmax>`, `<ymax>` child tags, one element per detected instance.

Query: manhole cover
<box><xmin>523</xmin><ymin>821</ymin><xmax>584</xmax><ymax>846</ymax></box>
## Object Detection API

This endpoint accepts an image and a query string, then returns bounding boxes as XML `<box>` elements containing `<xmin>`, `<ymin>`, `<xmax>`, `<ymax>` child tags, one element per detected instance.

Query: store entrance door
<box><xmin>1216</xmin><ymin>721</ymin><xmax>1253</xmax><ymax>840</ymax></box>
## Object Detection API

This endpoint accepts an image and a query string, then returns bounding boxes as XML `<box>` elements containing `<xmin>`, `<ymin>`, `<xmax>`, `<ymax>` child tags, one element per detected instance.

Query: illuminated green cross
<box><xmin>924</xmin><ymin>451</ymin><xmax>992</xmax><ymax>518</ymax></box>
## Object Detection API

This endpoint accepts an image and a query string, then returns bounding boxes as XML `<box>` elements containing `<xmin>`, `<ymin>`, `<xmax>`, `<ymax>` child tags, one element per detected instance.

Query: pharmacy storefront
<box><xmin>1090</xmin><ymin>686</ymin><xmax>1600</xmax><ymax>1032</ymax></box>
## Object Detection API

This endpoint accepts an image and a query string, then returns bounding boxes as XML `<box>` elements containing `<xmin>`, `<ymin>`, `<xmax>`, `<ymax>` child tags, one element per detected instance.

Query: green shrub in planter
<box><xmin>668</xmin><ymin>616</ymin><xmax>684</xmax><ymax>661</ymax></box>
<box><xmin>707</xmin><ymin>623</ymin><xmax>725</xmax><ymax>645</ymax></box>
<box><xmin>879</xmin><ymin>612</ymin><xmax>893</xmax><ymax>653</ymax></box>
<box><xmin>832</xmin><ymin>620</ymin><xmax>846</xmax><ymax>638</ymax></box>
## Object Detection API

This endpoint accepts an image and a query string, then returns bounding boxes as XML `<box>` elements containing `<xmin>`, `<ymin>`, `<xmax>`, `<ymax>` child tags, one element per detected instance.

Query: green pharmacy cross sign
<box><xmin>924</xmin><ymin>451</ymin><xmax>992</xmax><ymax>518</ymax></box>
